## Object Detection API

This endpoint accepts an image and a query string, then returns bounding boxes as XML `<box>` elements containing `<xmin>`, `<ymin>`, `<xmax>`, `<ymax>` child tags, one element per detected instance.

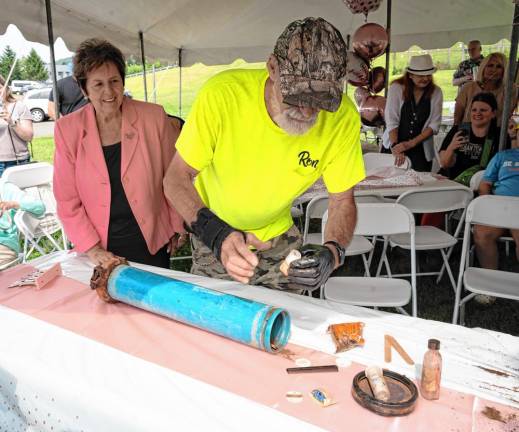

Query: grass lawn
<box><xmin>125</xmin><ymin>59</ymin><xmax>462</xmax><ymax>120</ymax></box>
<box><xmin>31</xmin><ymin>137</ymin><xmax>54</xmax><ymax>164</ymax></box>
<box><xmin>33</xmin><ymin>65</ymin><xmax>459</xmax><ymax>158</ymax></box>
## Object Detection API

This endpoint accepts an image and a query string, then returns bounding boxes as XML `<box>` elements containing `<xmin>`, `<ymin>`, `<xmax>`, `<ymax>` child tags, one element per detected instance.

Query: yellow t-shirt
<box><xmin>176</xmin><ymin>69</ymin><xmax>365</xmax><ymax>242</ymax></box>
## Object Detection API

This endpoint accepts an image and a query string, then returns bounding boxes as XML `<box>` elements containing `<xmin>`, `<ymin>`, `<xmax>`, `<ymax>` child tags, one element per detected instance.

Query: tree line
<box><xmin>0</xmin><ymin>45</ymin><xmax>49</xmax><ymax>82</ymax></box>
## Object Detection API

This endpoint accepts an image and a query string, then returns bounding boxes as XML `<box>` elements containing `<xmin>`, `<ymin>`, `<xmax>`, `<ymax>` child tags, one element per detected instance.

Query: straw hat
<box><xmin>405</xmin><ymin>54</ymin><xmax>437</xmax><ymax>76</ymax></box>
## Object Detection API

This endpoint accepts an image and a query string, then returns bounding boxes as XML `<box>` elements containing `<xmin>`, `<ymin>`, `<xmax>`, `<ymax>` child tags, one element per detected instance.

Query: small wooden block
<box><xmin>34</xmin><ymin>263</ymin><xmax>62</xmax><ymax>290</ymax></box>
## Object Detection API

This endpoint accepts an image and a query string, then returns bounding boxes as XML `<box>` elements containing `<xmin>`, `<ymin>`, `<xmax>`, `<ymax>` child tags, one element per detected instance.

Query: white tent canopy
<box><xmin>1</xmin><ymin>0</ymin><xmax>513</xmax><ymax>66</ymax></box>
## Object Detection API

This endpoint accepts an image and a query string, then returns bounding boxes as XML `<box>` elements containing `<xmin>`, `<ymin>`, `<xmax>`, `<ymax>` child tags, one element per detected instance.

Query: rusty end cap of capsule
<box><xmin>90</xmin><ymin>256</ymin><xmax>129</xmax><ymax>303</ymax></box>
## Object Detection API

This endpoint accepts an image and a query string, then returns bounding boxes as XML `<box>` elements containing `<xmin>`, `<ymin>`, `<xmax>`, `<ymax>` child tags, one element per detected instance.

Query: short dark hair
<box><xmin>471</xmin><ymin>92</ymin><xmax>498</xmax><ymax>111</ymax></box>
<box><xmin>73</xmin><ymin>38</ymin><xmax>126</xmax><ymax>93</ymax></box>
<box><xmin>468</xmin><ymin>40</ymin><xmax>481</xmax><ymax>46</ymax></box>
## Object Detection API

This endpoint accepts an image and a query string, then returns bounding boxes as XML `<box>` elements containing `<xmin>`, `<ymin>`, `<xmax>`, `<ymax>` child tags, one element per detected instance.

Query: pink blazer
<box><xmin>53</xmin><ymin>97</ymin><xmax>184</xmax><ymax>254</ymax></box>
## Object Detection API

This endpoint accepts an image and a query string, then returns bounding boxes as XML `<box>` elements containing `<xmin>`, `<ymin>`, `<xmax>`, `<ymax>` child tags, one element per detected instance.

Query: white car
<box><xmin>10</xmin><ymin>80</ymin><xmax>43</xmax><ymax>95</ymax></box>
<box><xmin>23</xmin><ymin>87</ymin><xmax>51</xmax><ymax>123</ymax></box>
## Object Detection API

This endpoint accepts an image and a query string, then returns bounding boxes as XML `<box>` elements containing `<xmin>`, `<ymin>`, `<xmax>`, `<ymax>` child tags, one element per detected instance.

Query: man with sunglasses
<box><xmin>164</xmin><ymin>17</ymin><xmax>364</xmax><ymax>292</ymax></box>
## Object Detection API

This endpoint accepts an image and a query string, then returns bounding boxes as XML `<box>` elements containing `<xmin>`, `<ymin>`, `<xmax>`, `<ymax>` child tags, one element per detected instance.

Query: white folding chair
<box><xmin>305</xmin><ymin>193</ymin><xmax>387</xmax><ymax>276</ymax></box>
<box><xmin>319</xmin><ymin>193</ymin><xmax>388</xmax><ymax>276</ymax></box>
<box><xmin>323</xmin><ymin>203</ymin><xmax>417</xmax><ymax>316</ymax></box>
<box><xmin>321</xmin><ymin>210</ymin><xmax>373</xmax><ymax>277</ymax></box>
<box><xmin>469</xmin><ymin>170</ymin><xmax>486</xmax><ymax>192</ymax></box>
<box><xmin>382</xmin><ymin>186</ymin><xmax>473</xmax><ymax>293</ymax></box>
<box><xmin>2</xmin><ymin>162</ymin><xmax>68</xmax><ymax>261</ymax></box>
<box><xmin>467</xmin><ymin>170</ymin><xmax>514</xmax><ymax>256</ymax></box>
<box><xmin>363</xmin><ymin>152</ymin><xmax>411</xmax><ymax>171</ymax></box>
<box><xmin>302</xmin><ymin>194</ymin><xmax>329</xmax><ymax>245</ymax></box>
<box><xmin>452</xmin><ymin>195</ymin><xmax>519</xmax><ymax>325</ymax></box>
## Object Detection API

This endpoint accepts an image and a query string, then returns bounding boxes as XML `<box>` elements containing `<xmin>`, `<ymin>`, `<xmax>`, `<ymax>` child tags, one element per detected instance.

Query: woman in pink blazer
<box><xmin>53</xmin><ymin>38</ymin><xmax>185</xmax><ymax>268</ymax></box>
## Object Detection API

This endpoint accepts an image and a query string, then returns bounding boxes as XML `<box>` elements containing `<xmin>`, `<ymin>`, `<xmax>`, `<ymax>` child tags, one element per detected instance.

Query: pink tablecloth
<box><xmin>0</xmin><ymin>264</ymin><xmax>517</xmax><ymax>432</ymax></box>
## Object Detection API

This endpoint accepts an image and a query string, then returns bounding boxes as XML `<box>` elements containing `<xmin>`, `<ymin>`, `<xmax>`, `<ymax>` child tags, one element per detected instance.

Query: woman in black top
<box><xmin>439</xmin><ymin>93</ymin><xmax>510</xmax><ymax>179</ymax></box>
<box><xmin>383</xmin><ymin>55</ymin><xmax>443</xmax><ymax>172</ymax></box>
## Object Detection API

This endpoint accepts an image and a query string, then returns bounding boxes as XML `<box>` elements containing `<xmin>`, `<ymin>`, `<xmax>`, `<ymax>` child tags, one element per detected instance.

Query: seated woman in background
<box><xmin>474</xmin><ymin>133</ymin><xmax>519</xmax><ymax>270</ymax></box>
<box><xmin>383</xmin><ymin>54</ymin><xmax>443</xmax><ymax>172</ymax></box>
<box><xmin>439</xmin><ymin>93</ymin><xmax>512</xmax><ymax>185</ymax></box>
<box><xmin>454</xmin><ymin>52</ymin><xmax>514</xmax><ymax>128</ymax></box>
<box><xmin>0</xmin><ymin>180</ymin><xmax>45</xmax><ymax>268</ymax></box>
<box><xmin>53</xmin><ymin>38</ymin><xmax>185</xmax><ymax>268</ymax></box>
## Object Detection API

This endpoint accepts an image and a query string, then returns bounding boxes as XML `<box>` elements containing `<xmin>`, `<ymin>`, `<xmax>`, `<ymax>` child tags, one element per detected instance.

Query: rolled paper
<box><xmin>365</xmin><ymin>366</ymin><xmax>391</xmax><ymax>402</ymax></box>
<box><xmin>280</xmin><ymin>249</ymin><xmax>302</xmax><ymax>276</ymax></box>
<box><xmin>91</xmin><ymin>263</ymin><xmax>291</xmax><ymax>353</ymax></box>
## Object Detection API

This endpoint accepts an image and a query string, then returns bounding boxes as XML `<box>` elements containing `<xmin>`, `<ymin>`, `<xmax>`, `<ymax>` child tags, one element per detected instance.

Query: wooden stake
<box><xmin>385</xmin><ymin>334</ymin><xmax>414</xmax><ymax>365</ymax></box>
<box><xmin>384</xmin><ymin>334</ymin><xmax>392</xmax><ymax>363</ymax></box>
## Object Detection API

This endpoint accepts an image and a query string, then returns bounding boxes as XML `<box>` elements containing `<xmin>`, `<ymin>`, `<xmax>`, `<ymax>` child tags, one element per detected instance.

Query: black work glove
<box><xmin>287</xmin><ymin>244</ymin><xmax>336</xmax><ymax>291</ymax></box>
<box><xmin>188</xmin><ymin>208</ymin><xmax>244</xmax><ymax>261</ymax></box>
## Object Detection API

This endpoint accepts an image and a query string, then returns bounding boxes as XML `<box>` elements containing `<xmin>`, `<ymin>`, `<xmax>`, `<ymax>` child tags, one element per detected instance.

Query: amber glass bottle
<box><xmin>420</xmin><ymin>339</ymin><xmax>442</xmax><ymax>400</ymax></box>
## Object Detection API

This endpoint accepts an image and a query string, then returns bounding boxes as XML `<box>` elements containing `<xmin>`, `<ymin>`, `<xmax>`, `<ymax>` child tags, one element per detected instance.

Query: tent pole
<box><xmin>45</xmin><ymin>0</ymin><xmax>60</xmax><ymax>119</ymax></box>
<box><xmin>499</xmin><ymin>1</ymin><xmax>519</xmax><ymax>151</ymax></box>
<box><xmin>384</xmin><ymin>0</ymin><xmax>392</xmax><ymax>98</ymax></box>
<box><xmin>139</xmin><ymin>31</ymin><xmax>148</xmax><ymax>101</ymax></box>
<box><xmin>345</xmin><ymin>34</ymin><xmax>350</xmax><ymax>95</ymax></box>
<box><xmin>152</xmin><ymin>64</ymin><xmax>156</xmax><ymax>103</ymax></box>
<box><xmin>178</xmin><ymin>48</ymin><xmax>183</xmax><ymax>118</ymax></box>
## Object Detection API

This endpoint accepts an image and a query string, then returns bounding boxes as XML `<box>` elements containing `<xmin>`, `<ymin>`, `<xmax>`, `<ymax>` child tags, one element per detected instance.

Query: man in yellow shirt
<box><xmin>164</xmin><ymin>17</ymin><xmax>365</xmax><ymax>292</ymax></box>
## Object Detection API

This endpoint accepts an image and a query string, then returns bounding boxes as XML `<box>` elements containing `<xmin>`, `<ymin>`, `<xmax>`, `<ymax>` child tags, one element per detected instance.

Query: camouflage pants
<box><xmin>190</xmin><ymin>225</ymin><xmax>303</xmax><ymax>292</ymax></box>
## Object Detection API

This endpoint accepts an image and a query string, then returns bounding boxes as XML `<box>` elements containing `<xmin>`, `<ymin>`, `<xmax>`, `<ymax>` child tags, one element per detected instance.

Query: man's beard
<box><xmin>273</xmin><ymin>106</ymin><xmax>318</xmax><ymax>135</ymax></box>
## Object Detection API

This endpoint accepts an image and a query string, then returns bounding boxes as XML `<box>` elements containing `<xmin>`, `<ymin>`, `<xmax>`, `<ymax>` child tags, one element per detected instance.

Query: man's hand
<box><xmin>220</xmin><ymin>232</ymin><xmax>271</xmax><ymax>284</ymax></box>
<box><xmin>287</xmin><ymin>244</ymin><xmax>335</xmax><ymax>291</ymax></box>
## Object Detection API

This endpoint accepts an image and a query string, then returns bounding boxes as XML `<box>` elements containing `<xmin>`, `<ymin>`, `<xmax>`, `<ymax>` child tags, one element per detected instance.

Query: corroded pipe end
<box><xmin>90</xmin><ymin>256</ymin><xmax>129</xmax><ymax>303</ymax></box>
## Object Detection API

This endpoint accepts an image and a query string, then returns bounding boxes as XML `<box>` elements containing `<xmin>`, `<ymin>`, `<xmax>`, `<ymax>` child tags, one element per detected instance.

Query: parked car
<box><xmin>10</xmin><ymin>80</ymin><xmax>42</xmax><ymax>95</ymax></box>
<box><xmin>23</xmin><ymin>87</ymin><xmax>52</xmax><ymax>123</ymax></box>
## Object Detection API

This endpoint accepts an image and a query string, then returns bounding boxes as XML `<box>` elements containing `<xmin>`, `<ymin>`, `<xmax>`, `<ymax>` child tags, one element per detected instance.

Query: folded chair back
<box><xmin>396</xmin><ymin>186</ymin><xmax>473</xmax><ymax>214</ymax></box>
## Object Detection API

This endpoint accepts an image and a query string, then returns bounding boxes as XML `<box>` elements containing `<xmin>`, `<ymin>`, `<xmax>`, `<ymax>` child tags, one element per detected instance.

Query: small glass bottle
<box><xmin>420</xmin><ymin>339</ymin><xmax>442</xmax><ymax>400</ymax></box>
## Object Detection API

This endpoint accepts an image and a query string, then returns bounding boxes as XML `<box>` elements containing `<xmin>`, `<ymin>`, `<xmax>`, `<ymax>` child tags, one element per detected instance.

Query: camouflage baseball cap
<box><xmin>273</xmin><ymin>17</ymin><xmax>347</xmax><ymax>113</ymax></box>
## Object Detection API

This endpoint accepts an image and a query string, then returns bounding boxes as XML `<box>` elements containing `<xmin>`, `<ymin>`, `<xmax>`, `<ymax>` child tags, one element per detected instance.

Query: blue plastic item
<box><xmin>106</xmin><ymin>265</ymin><xmax>291</xmax><ymax>353</ymax></box>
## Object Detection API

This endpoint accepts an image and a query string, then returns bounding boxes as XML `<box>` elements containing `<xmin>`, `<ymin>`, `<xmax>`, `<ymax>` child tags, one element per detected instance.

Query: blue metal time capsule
<box><xmin>104</xmin><ymin>265</ymin><xmax>291</xmax><ymax>353</ymax></box>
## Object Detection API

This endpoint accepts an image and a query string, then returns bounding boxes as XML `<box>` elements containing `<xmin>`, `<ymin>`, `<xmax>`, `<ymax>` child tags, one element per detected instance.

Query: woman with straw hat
<box><xmin>383</xmin><ymin>54</ymin><xmax>443</xmax><ymax>172</ymax></box>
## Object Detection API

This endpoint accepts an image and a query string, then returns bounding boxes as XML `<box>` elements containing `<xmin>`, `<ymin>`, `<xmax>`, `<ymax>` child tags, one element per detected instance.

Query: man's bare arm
<box><xmin>163</xmin><ymin>153</ymin><xmax>269</xmax><ymax>283</ymax></box>
<box><xmin>163</xmin><ymin>152</ymin><xmax>204</xmax><ymax>225</ymax></box>
<box><xmin>48</xmin><ymin>101</ymin><xmax>56</xmax><ymax>121</ymax></box>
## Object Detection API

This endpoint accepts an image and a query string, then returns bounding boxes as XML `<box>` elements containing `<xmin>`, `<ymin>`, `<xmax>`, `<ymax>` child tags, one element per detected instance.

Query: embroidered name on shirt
<box><xmin>298</xmin><ymin>151</ymin><xmax>319</xmax><ymax>168</ymax></box>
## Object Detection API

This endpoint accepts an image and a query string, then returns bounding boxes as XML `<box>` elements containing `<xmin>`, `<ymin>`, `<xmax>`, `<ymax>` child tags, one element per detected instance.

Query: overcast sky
<box><xmin>0</xmin><ymin>24</ymin><xmax>73</xmax><ymax>62</ymax></box>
